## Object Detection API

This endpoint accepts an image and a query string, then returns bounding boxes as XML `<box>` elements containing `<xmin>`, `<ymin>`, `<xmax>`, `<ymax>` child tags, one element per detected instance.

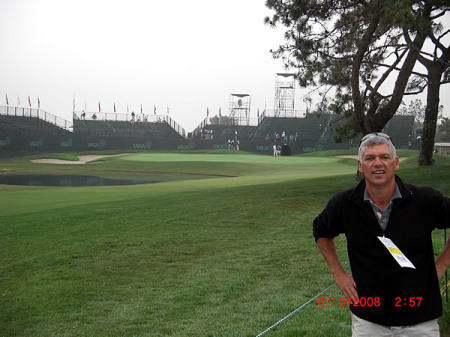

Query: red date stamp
<box><xmin>318</xmin><ymin>297</ymin><xmax>381</xmax><ymax>307</ymax></box>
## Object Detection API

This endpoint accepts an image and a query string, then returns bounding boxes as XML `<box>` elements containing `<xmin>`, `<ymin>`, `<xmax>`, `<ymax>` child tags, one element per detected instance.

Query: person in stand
<box><xmin>313</xmin><ymin>132</ymin><xmax>450</xmax><ymax>336</ymax></box>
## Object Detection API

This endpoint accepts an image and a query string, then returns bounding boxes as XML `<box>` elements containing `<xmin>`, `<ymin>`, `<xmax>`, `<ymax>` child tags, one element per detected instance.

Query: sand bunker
<box><xmin>31</xmin><ymin>153</ymin><xmax>131</xmax><ymax>165</ymax></box>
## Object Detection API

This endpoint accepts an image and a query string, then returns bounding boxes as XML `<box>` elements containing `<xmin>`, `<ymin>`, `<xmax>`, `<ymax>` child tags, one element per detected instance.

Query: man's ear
<box><xmin>357</xmin><ymin>160</ymin><xmax>363</xmax><ymax>173</ymax></box>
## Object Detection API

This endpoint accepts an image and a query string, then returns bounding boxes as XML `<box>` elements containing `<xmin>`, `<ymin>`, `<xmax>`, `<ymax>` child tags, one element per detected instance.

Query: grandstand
<box><xmin>193</xmin><ymin>112</ymin><xmax>414</xmax><ymax>146</ymax></box>
<box><xmin>193</xmin><ymin>124</ymin><xmax>257</xmax><ymax>142</ymax></box>
<box><xmin>0</xmin><ymin>107</ymin><xmax>72</xmax><ymax>136</ymax></box>
<box><xmin>250</xmin><ymin>114</ymin><xmax>336</xmax><ymax>143</ymax></box>
<box><xmin>73</xmin><ymin>111</ymin><xmax>186</xmax><ymax>138</ymax></box>
<box><xmin>0</xmin><ymin>104</ymin><xmax>417</xmax><ymax>158</ymax></box>
<box><xmin>0</xmin><ymin>115</ymin><xmax>71</xmax><ymax>136</ymax></box>
<box><xmin>73</xmin><ymin>119</ymin><xmax>184</xmax><ymax>139</ymax></box>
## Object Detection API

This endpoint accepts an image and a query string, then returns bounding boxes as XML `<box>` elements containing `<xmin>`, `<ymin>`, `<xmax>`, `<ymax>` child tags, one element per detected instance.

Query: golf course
<box><xmin>0</xmin><ymin>150</ymin><xmax>449</xmax><ymax>336</ymax></box>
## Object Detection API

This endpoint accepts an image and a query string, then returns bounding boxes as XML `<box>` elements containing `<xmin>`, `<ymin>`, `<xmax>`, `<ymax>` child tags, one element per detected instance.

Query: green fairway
<box><xmin>120</xmin><ymin>152</ymin><xmax>343</xmax><ymax>164</ymax></box>
<box><xmin>0</xmin><ymin>150</ymin><xmax>448</xmax><ymax>336</ymax></box>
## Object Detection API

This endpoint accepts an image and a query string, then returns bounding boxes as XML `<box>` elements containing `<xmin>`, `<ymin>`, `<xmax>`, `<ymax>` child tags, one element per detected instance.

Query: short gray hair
<box><xmin>358</xmin><ymin>133</ymin><xmax>396</xmax><ymax>162</ymax></box>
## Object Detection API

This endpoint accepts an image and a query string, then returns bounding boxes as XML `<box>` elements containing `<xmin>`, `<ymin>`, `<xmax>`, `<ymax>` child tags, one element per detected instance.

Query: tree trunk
<box><xmin>351</xmin><ymin>14</ymin><xmax>381</xmax><ymax>136</ymax></box>
<box><xmin>418</xmin><ymin>67</ymin><xmax>441</xmax><ymax>166</ymax></box>
<box><xmin>368</xmin><ymin>31</ymin><xmax>427</xmax><ymax>132</ymax></box>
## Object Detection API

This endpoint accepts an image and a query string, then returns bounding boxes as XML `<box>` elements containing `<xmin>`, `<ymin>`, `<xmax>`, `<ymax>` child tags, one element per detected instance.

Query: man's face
<box><xmin>358</xmin><ymin>144</ymin><xmax>399</xmax><ymax>188</ymax></box>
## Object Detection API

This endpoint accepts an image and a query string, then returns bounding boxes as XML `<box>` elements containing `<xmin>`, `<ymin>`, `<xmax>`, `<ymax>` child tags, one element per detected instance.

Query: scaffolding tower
<box><xmin>274</xmin><ymin>73</ymin><xmax>296</xmax><ymax>117</ymax></box>
<box><xmin>229</xmin><ymin>94</ymin><xmax>251</xmax><ymax>126</ymax></box>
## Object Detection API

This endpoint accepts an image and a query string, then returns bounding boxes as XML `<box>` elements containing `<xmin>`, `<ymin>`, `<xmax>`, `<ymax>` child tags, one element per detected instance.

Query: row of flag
<box><xmin>5</xmin><ymin>95</ymin><xmax>40</xmax><ymax>108</ymax></box>
<box><xmin>90</xmin><ymin>104</ymin><xmax>255</xmax><ymax>117</ymax></box>
<box><xmin>79</xmin><ymin>102</ymin><xmax>260</xmax><ymax>118</ymax></box>
<box><xmin>75</xmin><ymin>99</ymin><xmax>169</xmax><ymax>115</ymax></box>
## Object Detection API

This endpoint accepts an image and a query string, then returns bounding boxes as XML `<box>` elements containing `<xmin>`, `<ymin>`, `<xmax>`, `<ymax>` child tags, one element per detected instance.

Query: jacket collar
<box><xmin>350</xmin><ymin>175</ymin><xmax>412</xmax><ymax>204</ymax></box>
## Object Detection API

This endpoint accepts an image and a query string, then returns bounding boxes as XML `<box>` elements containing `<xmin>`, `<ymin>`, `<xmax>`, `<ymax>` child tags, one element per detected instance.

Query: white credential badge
<box><xmin>377</xmin><ymin>236</ymin><xmax>416</xmax><ymax>269</ymax></box>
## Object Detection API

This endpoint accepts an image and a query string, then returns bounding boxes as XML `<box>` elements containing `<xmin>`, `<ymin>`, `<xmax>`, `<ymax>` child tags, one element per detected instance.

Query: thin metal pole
<box><xmin>446</xmin><ymin>228</ymin><xmax>448</xmax><ymax>303</ymax></box>
<box><xmin>256</xmin><ymin>283</ymin><xmax>336</xmax><ymax>337</ymax></box>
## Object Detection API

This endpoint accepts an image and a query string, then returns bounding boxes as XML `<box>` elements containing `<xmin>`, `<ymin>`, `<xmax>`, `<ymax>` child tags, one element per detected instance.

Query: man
<box><xmin>313</xmin><ymin>133</ymin><xmax>450</xmax><ymax>336</ymax></box>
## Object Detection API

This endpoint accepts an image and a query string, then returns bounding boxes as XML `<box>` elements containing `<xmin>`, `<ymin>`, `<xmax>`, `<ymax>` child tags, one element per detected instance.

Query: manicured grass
<box><xmin>0</xmin><ymin>150</ymin><xmax>448</xmax><ymax>336</ymax></box>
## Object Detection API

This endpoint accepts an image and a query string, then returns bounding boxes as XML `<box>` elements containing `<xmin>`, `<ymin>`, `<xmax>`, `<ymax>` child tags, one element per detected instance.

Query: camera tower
<box><xmin>274</xmin><ymin>73</ymin><xmax>295</xmax><ymax>117</ymax></box>
<box><xmin>229</xmin><ymin>94</ymin><xmax>251</xmax><ymax>126</ymax></box>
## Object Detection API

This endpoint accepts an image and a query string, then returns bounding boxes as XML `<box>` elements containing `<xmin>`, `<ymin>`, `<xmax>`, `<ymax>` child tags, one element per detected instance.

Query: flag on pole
<box><xmin>257</xmin><ymin>108</ymin><xmax>259</xmax><ymax>118</ymax></box>
<box><xmin>141</xmin><ymin>104</ymin><xmax>142</xmax><ymax>114</ymax></box>
<box><xmin>207</xmin><ymin>107</ymin><xmax>209</xmax><ymax>117</ymax></box>
<box><xmin>28</xmin><ymin>96</ymin><xmax>31</xmax><ymax>107</ymax></box>
<box><xmin>98</xmin><ymin>102</ymin><xmax>101</xmax><ymax>112</ymax></box>
<box><xmin>219</xmin><ymin>107</ymin><xmax>221</xmax><ymax>117</ymax></box>
<box><xmin>114</xmin><ymin>103</ymin><xmax>116</xmax><ymax>113</ymax></box>
<box><xmin>5</xmin><ymin>94</ymin><xmax>8</xmax><ymax>105</ymax></box>
<box><xmin>154</xmin><ymin>105</ymin><xmax>156</xmax><ymax>115</ymax></box>
<box><xmin>38</xmin><ymin>97</ymin><xmax>40</xmax><ymax>109</ymax></box>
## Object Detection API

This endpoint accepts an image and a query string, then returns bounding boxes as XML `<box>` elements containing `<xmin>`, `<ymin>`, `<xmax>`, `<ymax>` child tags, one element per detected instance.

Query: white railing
<box><xmin>0</xmin><ymin>105</ymin><xmax>73</xmax><ymax>131</ymax></box>
<box><xmin>73</xmin><ymin>111</ymin><xmax>186</xmax><ymax>138</ymax></box>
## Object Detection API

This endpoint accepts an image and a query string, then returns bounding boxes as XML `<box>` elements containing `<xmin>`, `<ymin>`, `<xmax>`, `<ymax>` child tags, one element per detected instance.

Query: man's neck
<box><xmin>366</xmin><ymin>182</ymin><xmax>396</xmax><ymax>211</ymax></box>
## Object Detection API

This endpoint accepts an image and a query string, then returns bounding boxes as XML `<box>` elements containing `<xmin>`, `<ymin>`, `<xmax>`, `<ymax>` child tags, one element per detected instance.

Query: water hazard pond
<box><xmin>0</xmin><ymin>174</ymin><xmax>157</xmax><ymax>187</ymax></box>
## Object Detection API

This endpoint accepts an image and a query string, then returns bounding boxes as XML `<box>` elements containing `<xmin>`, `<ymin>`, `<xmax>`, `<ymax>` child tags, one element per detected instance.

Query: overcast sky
<box><xmin>0</xmin><ymin>0</ymin><xmax>448</xmax><ymax>132</ymax></box>
<box><xmin>0</xmin><ymin>0</ymin><xmax>291</xmax><ymax>131</ymax></box>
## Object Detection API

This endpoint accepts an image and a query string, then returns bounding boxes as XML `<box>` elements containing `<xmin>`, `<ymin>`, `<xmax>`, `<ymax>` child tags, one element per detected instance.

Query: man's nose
<box><xmin>374</xmin><ymin>157</ymin><xmax>383</xmax><ymax>165</ymax></box>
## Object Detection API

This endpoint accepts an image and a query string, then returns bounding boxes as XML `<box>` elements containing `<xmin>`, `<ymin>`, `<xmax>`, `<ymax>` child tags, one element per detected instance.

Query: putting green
<box><xmin>119</xmin><ymin>152</ymin><xmax>344</xmax><ymax>165</ymax></box>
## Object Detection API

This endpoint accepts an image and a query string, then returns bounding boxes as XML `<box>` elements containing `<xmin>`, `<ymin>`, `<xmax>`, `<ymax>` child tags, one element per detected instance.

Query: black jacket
<box><xmin>313</xmin><ymin>175</ymin><xmax>450</xmax><ymax>326</ymax></box>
